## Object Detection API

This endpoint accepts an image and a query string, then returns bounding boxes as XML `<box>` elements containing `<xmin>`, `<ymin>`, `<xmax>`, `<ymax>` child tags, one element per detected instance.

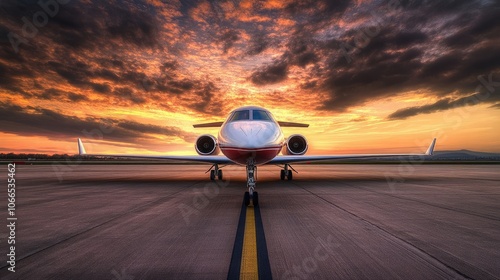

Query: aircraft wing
<box><xmin>77</xmin><ymin>139</ymin><xmax>233</xmax><ymax>164</ymax></box>
<box><xmin>192</xmin><ymin>122</ymin><xmax>224</xmax><ymax>128</ymax></box>
<box><xmin>277</xmin><ymin>121</ymin><xmax>309</xmax><ymax>127</ymax></box>
<box><xmin>268</xmin><ymin>138</ymin><xmax>436</xmax><ymax>164</ymax></box>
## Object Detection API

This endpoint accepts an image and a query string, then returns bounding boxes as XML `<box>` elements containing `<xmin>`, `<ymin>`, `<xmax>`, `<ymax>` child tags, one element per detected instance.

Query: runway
<box><xmin>1</xmin><ymin>164</ymin><xmax>499</xmax><ymax>279</ymax></box>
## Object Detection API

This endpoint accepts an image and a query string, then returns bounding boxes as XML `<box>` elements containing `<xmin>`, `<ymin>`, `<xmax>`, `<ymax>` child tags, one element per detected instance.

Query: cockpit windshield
<box><xmin>253</xmin><ymin>110</ymin><xmax>272</xmax><ymax>121</ymax></box>
<box><xmin>229</xmin><ymin>110</ymin><xmax>250</xmax><ymax>121</ymax></box>
<box><xmin>228</xmin><ymin>109</ymin><xmax>274</xmax><ymax>122</ymax></box>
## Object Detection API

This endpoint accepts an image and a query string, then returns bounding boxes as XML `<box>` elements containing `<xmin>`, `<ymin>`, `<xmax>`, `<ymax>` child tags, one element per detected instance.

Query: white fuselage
<box><xmin>217</xmin><ymin>106</ymin><xmax>284</xmax><ymax>165</ymax></box>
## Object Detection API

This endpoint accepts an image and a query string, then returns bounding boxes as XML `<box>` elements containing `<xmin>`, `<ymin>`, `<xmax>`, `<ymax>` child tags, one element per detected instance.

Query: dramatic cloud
<box><xmin>246</xmin><ymin>33</ymin><xmax>269</xmax><ymax>56</ymax></box>
<box><xmin>313</xmin><ymin>1</ymin><xmax>500</xmax><ymax>114</ymax></box>
<box><xmin>0</xmin><ymin>0</ymin><xmax>499</xmax><ymax>153</ymax></box>
<box><xmin>0</xmin><ymin>102</ymin><xmax>197</xmax><ymax>145</ymax></box>
<box><xmin>218</xmin><ymin>29</ymin><xmax>240</xmax><ymax>54</ymax></box>
<box><xmin>250</xmin><ymin>61</ymin><xmax>289</xmax><ymax>85</ymax></box>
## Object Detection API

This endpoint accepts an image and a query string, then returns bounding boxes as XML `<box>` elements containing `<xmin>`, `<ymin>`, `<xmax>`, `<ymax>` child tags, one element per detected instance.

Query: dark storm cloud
<box><xmin>0</xmin><ymin>102</ymin><xmax>196</xmax><ymax>143</ymax></box>
<box><xmin>250</xmin><ymin>61</ymin><xmax>289</xmax><ymax>85</ymax></box>
<box><xmin>115</xmin><ymin>120</ymin><xmax>197</xmax><ymax>142</ymax></box>
<box><xmin>90</xmin><ymin>83</ymin><xmax>111</xmax><ymax>94</ymax></box>
<box><xmin>44</xmin><ymin>59</ymin><xmax>148</xmax><ymax>103</ymax></box>
<box><xmin>0</xmin><ymin>0</ymin><xmax>498</xmax><ymax>128</ymax></box>
<box><xmin>0</xmin><ymin>0</ymin><xmax>163</xmax><ymax>106</ymax></box>
<box><xmin>390</xmin><ymin>31</ymin><xmax>428</xmax><ymax>48</ymax></box>
<box><xmin>34</xmin><ymin>58</ymin><xmax>151</xmax><ymax>105</ymax></box>
<box><xmin>160</xmin><ymin>60</ymin><xmax>179</xmax><ymax>71</ymax></box>
<box><xmin>0</xmin><ymin>62</ymin><xmax>16</xmax><ymax>87</ymax></box>
<box><xmin>294</xmin><ymin>51</ymin><xmax>318</xmax><ymax>68</ymax></box>
<box><xmin>388</xmin><ymin>98</ymin><xmax>456</xmax><ymax>120</ymax></box>
<box><xmin>160</xmin><ymin>79</ymin><xmax>195</xmax><ymax>94</ymax></box>
<box><xmin>249</xmin><ymin>35</ymin><xmax>320</xmax><ymax>85</ymax></box>
<box><xmin>388</xmin><ymin>73</ymin><xmax>500</xmax><ymax>120</ymax></box>
<box><xmin>285</xmin><ymin>36</ymin><xmax>320</xmax><ymax>67</ymax></box>
<box><xmin>246</xmin><ymin>33</ymin><xmax>269</xmax><ymax>56</ymax></box>
<box><xmin>68</xmin><ymin>92</ymin><xmax>89</xmax><ymax>102</ymax></box>
<box><xmin>2</xmin><ymin>0</ymin><xmax>162</xmax><ymax>52</ymax></box>
<box><xmin>106</xmin><ymin>6</ymin><xmax>161</xmax><ymax>48</ymax></box>
<box><xmin>300</xmin><ymin>80</ymin><xmax>317</xmax><ymax>90</ymax></box>
<box><xmin>187</xmin><ymin>81</ymin><xmax>221</xmax><ymax>115</ymax></box>
<box><xmin>387</xmin><ymin>91</ymin><xmax>499</xmax><ymax>120</ymax></box>
<box><xmin>400</xmin><ymin>0</ymin><xmax>478</xmax><ymax>15</ymax></box>
<box><xmin>37</xmin><ymin>88</ymin><xmax>89</xmax><ymax>102</ymax></box>
<box><xmin>112</xmin><ymin>87</ymin><xmax>147</xmax><ymax>104</ymax></box>
<box><xmin>240</xmin><ymin>0</ymin><xmax>497</xmax><ymax>116</ymax></box>
<box><xmin>95</xmin><ymin>69</ymin><xmax>120</xmax><ymax>82</ymax></box>
<box><xmin>418</xmin><ymin>53</ymin><xmax>461</xmax><ymax>79</ymax></box>
<box><xmin>284</xmin><ymin>0</ymin><xmax>351</xmax><ymax>22</ymax></box>
<box><xmin>139</xmin><ymin>61</ymin><xmax>224</xmax><ymax>115</ymax></box>
<box><xmin>218</xmin><ymin>29</ymin><xmax>239</xmax><ymax>54</ymax></box>
<box><xmin>312</xmin><ymin>0</ymin><xmax>500</xmax><ymax>116</ymax></box>
<box><xmin>48</xmin><ymin>60</ymin><xmax>92</xmax><ymax>86</ymax></box>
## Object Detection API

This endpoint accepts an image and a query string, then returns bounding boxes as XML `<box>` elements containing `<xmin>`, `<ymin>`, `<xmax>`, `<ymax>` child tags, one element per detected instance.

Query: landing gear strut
<box><xmin>280</xmin><ymin>164</ymin><xmax>294</xmax><ymax>180</ymax></box>
<box><xmin>208</xmin><ymin>164</ymin><xmax>223</xmax><ymax>180</ymax></box>
<box><xmin>245</xmin><ymin>159</ymin><xmax>258</xmax><ymax>206</ymax></box>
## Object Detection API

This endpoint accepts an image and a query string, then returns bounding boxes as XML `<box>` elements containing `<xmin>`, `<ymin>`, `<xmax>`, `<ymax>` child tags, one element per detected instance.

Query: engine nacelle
<box><xmin>195</xmin><ymin>134</ymin><xmax>220</xmax><ymax>155</ymax></box>
<box><xmin>282</xmin><ymin>134</ymin><xmax>308</xmax><ymax>155</ymax></box>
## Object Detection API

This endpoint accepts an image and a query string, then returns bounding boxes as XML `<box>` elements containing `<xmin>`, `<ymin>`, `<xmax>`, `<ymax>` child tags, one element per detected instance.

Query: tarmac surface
<box><xmin>1</xmin><ymin>164</ymin><xmax>499</xmax><ymax>279</ymax></box>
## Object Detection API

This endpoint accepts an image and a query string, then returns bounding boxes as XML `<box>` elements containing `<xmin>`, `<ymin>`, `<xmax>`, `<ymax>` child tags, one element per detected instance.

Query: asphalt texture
<box><xmin>0</xmin><ymin>164</ymin><xmax>499</xmax><ymax>280</ymax></box>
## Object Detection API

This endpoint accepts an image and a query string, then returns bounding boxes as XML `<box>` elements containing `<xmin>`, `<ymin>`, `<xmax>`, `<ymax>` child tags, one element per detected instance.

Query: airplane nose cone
<box><xmin>220</xmin><ymin>121</ymin><xmax>282</xmax><ymax>148</ymax></box>
<box><xmin>236</xmin><ymin>126</ymin><xmax>267</xmax><ymax>147</ymax></box>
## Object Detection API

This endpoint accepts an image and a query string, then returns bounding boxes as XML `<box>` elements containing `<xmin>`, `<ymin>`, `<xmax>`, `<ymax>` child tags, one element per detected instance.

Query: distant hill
<box><xmin>431</xmin><ymin>150</ymin><xmax>500</xmax><ymax>161</ymax></box>
<box><xmin>308</xmin><ymin>150</ymin><xmax>500</xmax><ymax>163</ymax></box>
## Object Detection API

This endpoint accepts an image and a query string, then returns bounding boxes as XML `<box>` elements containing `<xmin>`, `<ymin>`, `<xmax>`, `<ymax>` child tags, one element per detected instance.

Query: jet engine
<box><xmin>282</xmin><ymin>134</ymin><xmax>308</xmax><ymax>155</ymax></box>
<box><xmin>195</xmin><ymin>134</ymin><xmax>220</xmax><ymax>155</ymax></box>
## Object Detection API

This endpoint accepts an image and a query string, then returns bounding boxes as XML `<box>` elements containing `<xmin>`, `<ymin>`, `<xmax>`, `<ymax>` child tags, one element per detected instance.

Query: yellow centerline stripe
<box><xmin>240</xmin><ymin>206</ymin><xmax>258</xmax><ymax>279</ymax></box>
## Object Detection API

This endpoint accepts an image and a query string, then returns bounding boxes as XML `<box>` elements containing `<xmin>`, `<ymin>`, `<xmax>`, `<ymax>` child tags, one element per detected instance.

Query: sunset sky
<box><xmin>1</xmin><ymin>0</ymin><xmax>499</xmax><ymax>155</ymax></box>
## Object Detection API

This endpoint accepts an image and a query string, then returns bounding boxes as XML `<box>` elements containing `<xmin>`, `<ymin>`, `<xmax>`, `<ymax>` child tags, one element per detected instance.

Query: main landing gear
<box><xmin>244</xmin><ymin>159</ymin><xmax>258</xmax><ymax>206</ymax></box>
<box><xmin>280</xmin><ymin>164</ymin><xmax>295</xmax><ymax>180</ymax></box>
<box><xmin>208</xmin><ymin>164</ymin><xmax>223</xmax><ymax>180</ymax></box>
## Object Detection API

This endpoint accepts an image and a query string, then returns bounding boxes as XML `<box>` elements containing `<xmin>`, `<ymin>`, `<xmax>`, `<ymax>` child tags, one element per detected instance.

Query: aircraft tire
<box><xmin>253</xmin><ymin>191</ymin><xmax>259</xmax><ymax>206</ymax></box>
<box><xmin>244</xmin><ymin>192</ymin><xmax>250</xmax><ymax>206</ymax></box>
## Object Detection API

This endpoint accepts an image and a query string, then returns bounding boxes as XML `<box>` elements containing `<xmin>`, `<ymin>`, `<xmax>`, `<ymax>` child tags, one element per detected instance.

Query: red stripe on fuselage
<box><xmin>221</xmin><ymin>146</ymin><xmax>281</xmax><ymax>165</ymax></box>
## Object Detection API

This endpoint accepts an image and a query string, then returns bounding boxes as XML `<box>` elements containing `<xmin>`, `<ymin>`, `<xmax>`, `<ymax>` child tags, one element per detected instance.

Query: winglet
<box><xmin>77</xmin><ymin>138</ymin><xmax>87</xmax><ymax>155</ymax></box>
<box><xmin>425</xmin><ymin>138</ymin><xmax>437</xmax><ymax>156</ymax></box>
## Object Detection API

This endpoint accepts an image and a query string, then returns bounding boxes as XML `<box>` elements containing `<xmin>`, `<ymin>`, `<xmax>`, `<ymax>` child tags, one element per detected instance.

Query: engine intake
<box><xmin>283</xmin><ymin>134</ymin><xmax>308</xmax><ymax>155</ymax></box>
<box><xmin>195</xmin><ymin>135</ymin><xmax>220</xmax><ymax>155</ymax></box>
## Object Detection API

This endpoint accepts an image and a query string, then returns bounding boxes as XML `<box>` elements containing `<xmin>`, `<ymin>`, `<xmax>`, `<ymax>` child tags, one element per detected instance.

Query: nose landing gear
<box><xmin>245</xmin><ymin>160</ymin><xmax>258</xmax><ymax>206</ymax></box>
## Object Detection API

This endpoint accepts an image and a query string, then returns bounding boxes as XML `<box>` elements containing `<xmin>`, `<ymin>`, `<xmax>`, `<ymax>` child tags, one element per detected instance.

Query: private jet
<box><xmin>77</xmin><ymin>105</ymin><xmax>436</xmax><ymax>206</ymax></box>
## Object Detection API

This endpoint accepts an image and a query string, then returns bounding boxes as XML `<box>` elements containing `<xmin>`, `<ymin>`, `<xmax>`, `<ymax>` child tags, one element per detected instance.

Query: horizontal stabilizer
<box><xmin>193</xmin><ymin>122</ymin><xmax>224</xmax><ymax>128</ymax></box>
<box><xmin>278</xmin><ymin>121</ymin><xmax>309</xmax><ymax>127</ymax></box>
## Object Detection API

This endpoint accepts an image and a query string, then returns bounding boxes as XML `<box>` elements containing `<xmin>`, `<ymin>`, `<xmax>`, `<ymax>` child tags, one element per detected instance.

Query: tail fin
<box><xmin>77</xmin><ymin>138</ymin><xmax>87</xmax><ymax>155</ymax></box>
<box><xmin>425</xmin><ymin>138</ymin><xmax>437</xmax><ymax>156</ymax></box>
